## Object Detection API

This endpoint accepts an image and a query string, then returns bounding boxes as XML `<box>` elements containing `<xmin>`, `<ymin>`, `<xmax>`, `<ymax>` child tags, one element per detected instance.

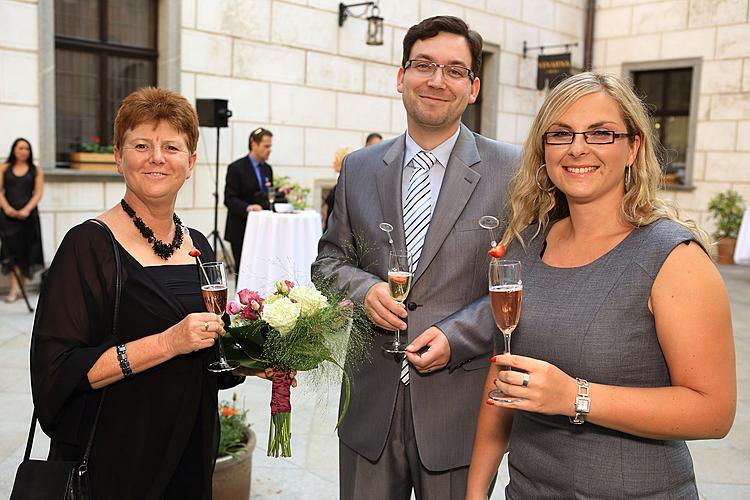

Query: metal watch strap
<box><xmin>569</xmin><ymin>377</ymin><xmax>590</xmax><ymax>424</ymax></box>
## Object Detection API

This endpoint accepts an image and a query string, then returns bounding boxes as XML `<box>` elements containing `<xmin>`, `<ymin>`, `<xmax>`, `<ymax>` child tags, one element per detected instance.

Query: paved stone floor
<box><xmin>0</xmin><ymin>265</ymin><xmax>747</xmax><ymax>499</ymax></box>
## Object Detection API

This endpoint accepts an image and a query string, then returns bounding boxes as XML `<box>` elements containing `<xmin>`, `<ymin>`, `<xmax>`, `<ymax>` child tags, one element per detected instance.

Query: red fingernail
<box><xmin>490</xmin><ymin>356</ymin><xmax>496</xmax><ymax>363</ymax></box>
<box><xmin>486</xmin><ymin>399</ymin><xmax>494</xmax><ymax>405</ymax></box>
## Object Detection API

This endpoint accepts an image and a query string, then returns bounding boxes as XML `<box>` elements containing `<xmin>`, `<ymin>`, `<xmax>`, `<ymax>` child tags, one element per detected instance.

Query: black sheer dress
<box><xmin>0</xmin><ymin>164</ymin><xmax>43</xmax><ymax>278</ymax></box>
<box><xmin>31</xmin><ymin>221</ymin><xmax>242</xmax><ymax>499</ymax></box>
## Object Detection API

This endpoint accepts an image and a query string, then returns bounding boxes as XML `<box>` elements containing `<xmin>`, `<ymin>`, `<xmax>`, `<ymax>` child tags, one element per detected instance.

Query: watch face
<box><xmin>576</xmin><ymin>396</ymin><xmax>590</xmax><ymax>413</ymax></box>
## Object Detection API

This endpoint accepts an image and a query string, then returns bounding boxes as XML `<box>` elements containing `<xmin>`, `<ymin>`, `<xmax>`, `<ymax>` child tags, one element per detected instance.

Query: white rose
<box><xmin>288</xmin><ymin>285</ymin><xmax>328</xmax><ymax>317</ymax></box>
<box><xmin>261</xmin><ymin>297</ymin><xmax>300</xmax><ymax>335</ymax></box>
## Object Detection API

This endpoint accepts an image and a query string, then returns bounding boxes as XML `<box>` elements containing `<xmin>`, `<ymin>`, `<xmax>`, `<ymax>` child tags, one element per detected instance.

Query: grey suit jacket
<box><xmin>312</xmin><ymin>124</ymin><xmax>520</xmax><ymax>471</ymax></box>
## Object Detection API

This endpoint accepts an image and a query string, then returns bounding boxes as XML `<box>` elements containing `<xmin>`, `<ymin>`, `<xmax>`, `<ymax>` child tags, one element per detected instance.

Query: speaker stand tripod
<box><xmin>208</xmin><ymin>126</ymin><xmax>235</xmax><ymax>276</ymax></box>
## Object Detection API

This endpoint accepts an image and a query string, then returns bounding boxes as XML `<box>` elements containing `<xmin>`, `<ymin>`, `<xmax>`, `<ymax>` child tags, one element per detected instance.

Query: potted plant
<box><xmin>69</xmin><ymin>136</ymin><xmax>117</xmax><ymax>171</ymax></box>
<box><xmin>212</xmin><ymin>394</ymin><xmax>256</xmax><ymax>500</ymax></box>
<box><xmin>708</xmin><ymin>189</ymin><xmax>745</xmax><ymax>264</ymax></box>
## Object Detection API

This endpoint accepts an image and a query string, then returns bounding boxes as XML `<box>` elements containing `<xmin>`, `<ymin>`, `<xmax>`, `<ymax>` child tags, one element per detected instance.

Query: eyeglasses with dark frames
<box><xmin>404</xmin><ymin>59</ymin><xmax>475</xmax><ymax>81</ymax></box>
<box><xmin>543</xmin><ymin>130</ymin><xmax>633</xmax><ymax>145</ymax></box>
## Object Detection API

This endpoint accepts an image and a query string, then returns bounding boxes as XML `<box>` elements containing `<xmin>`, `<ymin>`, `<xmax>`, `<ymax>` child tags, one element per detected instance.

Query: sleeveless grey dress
<box><xmin>504</xmin><ymin>218</ymin><xmax>700</xmax><ymax>499</ymax></box>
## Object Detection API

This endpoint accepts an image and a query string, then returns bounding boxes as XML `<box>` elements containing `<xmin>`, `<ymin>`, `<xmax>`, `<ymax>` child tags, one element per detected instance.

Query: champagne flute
<box><xmin>382</xmin><ymin>251</ymin><xmax>413</xmax><ymax>354</ymax></box>
<box><xmin>265</xmin><ymin>180</ymin><xmax>275</xmax><ymax>212</ymax></box>
<box><xmin>488</xmin><ymin>259</ymin><xmax>524</xmax><ymax>403</ymax></box>
<box><xmin>200</xmin><ymin>261</ymin><xmax>240</xmax><ymax>373</ymax></box>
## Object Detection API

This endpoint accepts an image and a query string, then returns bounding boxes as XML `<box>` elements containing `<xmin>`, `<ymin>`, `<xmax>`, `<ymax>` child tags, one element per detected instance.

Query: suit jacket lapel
<box><xmin>376</xmin><ymin>134</ymin><xmax>407</xmax><ymax>254</ymax></box>
<box><xmin>413</xmin><ymin>124</ymin><xmax>481</xmax><ymax>285</ymax></box>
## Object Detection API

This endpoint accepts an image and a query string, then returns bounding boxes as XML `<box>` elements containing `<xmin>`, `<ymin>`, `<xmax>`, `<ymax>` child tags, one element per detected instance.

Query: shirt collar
<box><xmin>403</xmin><ymin>126</ymin><xmax>461</xmax><ymax>170</ymax></box>
<box><xmin>247</xmin><ymin>154</ymin><xmax>262</xmax><ymax>168</ymax></box>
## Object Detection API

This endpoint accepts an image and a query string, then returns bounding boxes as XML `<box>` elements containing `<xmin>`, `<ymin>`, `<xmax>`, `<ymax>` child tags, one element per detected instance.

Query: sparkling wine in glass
<box><xmin>382</xmin><ymin>251</ymin><xmax>413</xmax><ymax>354</ymax></box>
<box><xmin>488</xmin><ymin>259</ymin><xmax>524</xmax><ymax>403</ymax></box>
<box><xmin>200</xmin><ymin>261</ymin><xmax>240</xmax><ymax>373</ymax></box>
<box><xmin>265</xmin><ymin>180</ymin><xmax>275</xmax><ymax>212</ymax></box>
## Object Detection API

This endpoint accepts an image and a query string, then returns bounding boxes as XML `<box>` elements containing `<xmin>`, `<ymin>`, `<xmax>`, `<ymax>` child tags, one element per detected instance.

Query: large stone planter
<box><xmin>716</xmin><ymin>237</ymin><xmax>737</xmax><ymax>265</ymax></box>
<box><xmin>69</xmin><ymin>152</ymin><xmax>117</xmax><ymax>172</ymax></box>
<box><xmin>212</xmin><ymin>427</ymin><xmax>257</xmax><ymax>500</ymax></box>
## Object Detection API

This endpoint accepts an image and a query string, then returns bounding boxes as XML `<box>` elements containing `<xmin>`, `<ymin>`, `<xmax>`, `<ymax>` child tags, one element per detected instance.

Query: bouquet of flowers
<box><xmin>224</xmin><ymin>279</ymin><xmax>367</xmax><ymax>457</ymax></box>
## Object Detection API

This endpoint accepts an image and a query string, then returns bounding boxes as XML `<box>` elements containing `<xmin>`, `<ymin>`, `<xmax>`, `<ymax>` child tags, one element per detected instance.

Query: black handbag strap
<box><xmin>23</xmin><ymin>219</ymin><xmax>122</xmax><ymax>462</ymax></box>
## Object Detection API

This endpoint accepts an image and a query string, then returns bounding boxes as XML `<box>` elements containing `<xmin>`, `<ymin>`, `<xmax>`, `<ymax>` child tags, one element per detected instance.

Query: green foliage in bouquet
<box><xmin>222</xmin><ymin>280</ymin><xmax>372</xmax><ymax>457</ymax></box>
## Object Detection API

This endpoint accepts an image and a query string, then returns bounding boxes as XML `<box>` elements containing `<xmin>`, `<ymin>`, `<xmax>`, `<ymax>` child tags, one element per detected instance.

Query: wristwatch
<box><xmin>569</xmin><ymin>378</ymin><xmax>590</xmax><ymax>424</ymax></box>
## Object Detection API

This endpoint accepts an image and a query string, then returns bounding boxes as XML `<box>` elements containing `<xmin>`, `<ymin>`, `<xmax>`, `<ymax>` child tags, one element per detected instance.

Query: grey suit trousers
<box><xmin>339</xmin><ymin>383</ymin><xmax>477</xmax><ymax>500</ymax></box>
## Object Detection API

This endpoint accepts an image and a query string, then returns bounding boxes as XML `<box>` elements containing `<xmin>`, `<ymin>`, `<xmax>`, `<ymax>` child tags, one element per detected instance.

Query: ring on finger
<box><xmin>522</xmin><ymin>372</ymin><xmax>530</xmax><ymax>387</ymax></box>
<box><xmin>203</xmin><ymin>321</ymin><xmax>209</xmax><ymax>332</ymax></box>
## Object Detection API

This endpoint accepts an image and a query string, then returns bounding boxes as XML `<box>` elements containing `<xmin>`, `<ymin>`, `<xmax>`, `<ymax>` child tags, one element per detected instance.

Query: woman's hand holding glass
<box><xmin>160</xmin><ymin>313</ymin><xmax>224</xmax><ymax>357</ymax></box>
<box><xmin>489</xmin><ymin>353</ymin><xmax>578</xmax><ymax>416</ymax></box>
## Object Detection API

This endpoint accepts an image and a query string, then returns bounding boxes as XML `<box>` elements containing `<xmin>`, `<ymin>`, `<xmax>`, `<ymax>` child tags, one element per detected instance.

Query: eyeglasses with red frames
<box><xmin>543</xmin><ymin>130</ymin><xmax>633</xmax><ymax>145</ymax></box>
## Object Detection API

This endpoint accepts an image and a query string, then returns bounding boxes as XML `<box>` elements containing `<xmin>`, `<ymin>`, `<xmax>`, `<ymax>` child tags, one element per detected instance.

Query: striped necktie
<box><xmin>401</xmin><ymin>150</ymin><xmax>437</xmax><ymax>385</ymax></box>
<box><xmin>403</xmin><ymin>150</ymin><xmax>436</xmax><ymax>273</ymax></box>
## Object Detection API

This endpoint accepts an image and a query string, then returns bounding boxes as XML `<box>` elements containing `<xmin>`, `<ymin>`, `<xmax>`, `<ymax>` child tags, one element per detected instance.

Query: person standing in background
<box><xmin>323</xmin><ymin>146</ymin><xmax>354</xmax><ymax>232</ymax></box>
<box><xmin>0</xmin><ymin>138</ymin><xmax>44</xmax><ymax>303</ymax></box>
<box><xmin>365</xmin><ymin>132</ymin><xmax>383</xmax><ymax>147</ymax></box>
<box><xmin>224</xmin><ymin>127</ymin><xmax>274</xmax><ymax>273</ymax></box>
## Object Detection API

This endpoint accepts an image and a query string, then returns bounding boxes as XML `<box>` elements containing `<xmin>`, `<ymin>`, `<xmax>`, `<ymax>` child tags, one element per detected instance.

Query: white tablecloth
<box><xmin>236</xmin><ymin>210</ymin><xmax>323</xmax><ymax>295</ymax></box>
<box><xmin>734</xmin><ymin>206</ymin><xmax>750</xmax><ymax>264</ymax></box>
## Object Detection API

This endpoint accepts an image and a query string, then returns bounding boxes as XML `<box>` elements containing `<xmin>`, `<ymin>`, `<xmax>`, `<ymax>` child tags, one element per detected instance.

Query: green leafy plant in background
<box><xmin>274</xmin><ymin>175</ymin><xmax>310</xmax><ymax>210</ymax></box>
<box><xmin>76</xmin><ymin>135</ymin><xmax>115</xmax><ymax>153</ymax></box>
<box><xmin>708</xmin><ymin>190</ymin><xmax>745</xmax><ymax>239</ymax></box>
<box><xmin>217</xmin><ymin>393</ymin><xmax>250</xmax><ymax>457</ymax></box>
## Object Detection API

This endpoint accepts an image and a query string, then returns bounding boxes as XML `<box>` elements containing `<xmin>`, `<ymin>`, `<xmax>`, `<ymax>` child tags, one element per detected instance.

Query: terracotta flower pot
<box><xmin>716</xmin><ymin>237</ymin><xmax>737</xmax><ymax>265</ymax></box>
<box><xmin>212</xmin><ymin>427</ymin><xmax>257</xmax><ymax>500</ymax></box>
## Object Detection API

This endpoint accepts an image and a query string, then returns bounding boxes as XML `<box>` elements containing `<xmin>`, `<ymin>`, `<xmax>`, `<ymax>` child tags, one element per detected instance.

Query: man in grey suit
<box><xmin>312</xmin><ymin>16</ymin><xmax>520</xmax><ymax>500</ymax></box>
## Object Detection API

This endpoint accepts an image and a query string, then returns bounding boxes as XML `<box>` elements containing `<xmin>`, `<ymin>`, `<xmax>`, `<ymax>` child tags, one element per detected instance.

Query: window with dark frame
<box><xmin>632</xmin><ymin>68</ymin><xmax>692</xmax><ymax>186</ymax></box>
<box><xmin>460</xmin><ymin>50</ymin><xmax>488</xmax><ymax>134</ymax></box>
<box><xmin>54</xmin><ymin>0</ymin><xmax>158</xmax><ymax>166</ymax></box>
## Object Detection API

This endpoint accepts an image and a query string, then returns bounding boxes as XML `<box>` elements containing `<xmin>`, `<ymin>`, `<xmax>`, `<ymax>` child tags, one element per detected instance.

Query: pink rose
<box><xmin>226</xmin><ymin>300</ymin><xmax>241</xmax><ymax>315</ymax></box>
<box><xmin>338</xmin><ymin>299</ymin><xmax>354</xmax><ymax>319</ymax></box>
<box><xmin>238</xmin><ymin>289</ymin><xmax>253</xmax><ymax>305</ymax></box>
<box><xmin>240</xmin><ymin>306</ymin><xmax>259</xmax><ymax>321</ymax></box>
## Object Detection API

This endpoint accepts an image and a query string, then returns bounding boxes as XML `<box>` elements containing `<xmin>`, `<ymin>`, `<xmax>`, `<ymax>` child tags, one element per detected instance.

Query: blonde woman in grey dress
<box><xmin>464</xmin><ymin>73</ymin><xmax>736</xmax><ymax>499</ymax></box>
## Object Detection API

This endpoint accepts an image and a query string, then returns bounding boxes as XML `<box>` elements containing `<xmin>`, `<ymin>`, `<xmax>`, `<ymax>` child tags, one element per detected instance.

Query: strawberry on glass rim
<box><xmin>488</xmin><ymin>243</ymin><xmax>506</xmax><ymax>259</ymax></box>
<box><xmin>390</xmin><ymin>273</ymin><xmax>409</xmax><ymax>284</ymax></box>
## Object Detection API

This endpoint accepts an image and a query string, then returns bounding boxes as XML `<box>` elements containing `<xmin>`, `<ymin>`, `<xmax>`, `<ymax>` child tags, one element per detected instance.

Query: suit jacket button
<box><xmin>407</xmin><ymin>301</ymin><xmax>417</xmax><ymax>311</ymax></box>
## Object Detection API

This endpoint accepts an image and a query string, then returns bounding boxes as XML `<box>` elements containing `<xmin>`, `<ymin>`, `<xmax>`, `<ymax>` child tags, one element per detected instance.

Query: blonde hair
<box><xmin>333</xmin><ymin>147</ymin><xmax>355</xmax><ymax>171</ymax></box>
<box><xmin>502</xmin><ymin>72</ymin><xmax>709</xmax><ymax>249</ymax></box>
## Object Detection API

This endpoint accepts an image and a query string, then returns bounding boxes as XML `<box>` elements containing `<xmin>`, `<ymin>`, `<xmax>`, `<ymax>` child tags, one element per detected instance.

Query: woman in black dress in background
<box><xmin>0</xmin><ymin>138</ymin><xmax>44</xmax><ymax>302</ymax></box>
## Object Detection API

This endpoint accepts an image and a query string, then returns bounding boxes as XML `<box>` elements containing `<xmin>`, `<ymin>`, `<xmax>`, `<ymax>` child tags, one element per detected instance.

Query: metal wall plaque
<box><xmin>537</xmin><ymin>53</ymin><xmax>572</xmax><ymax>90</ymax></box>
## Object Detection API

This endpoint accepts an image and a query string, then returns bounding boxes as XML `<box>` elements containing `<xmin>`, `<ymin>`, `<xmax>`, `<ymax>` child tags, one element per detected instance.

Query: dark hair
<box><xmin>402</xmin><ymin>16</ymin><xmax>483</xmax><ymax>77</ymax></box>
<box><xmin>248</xmin><ymin>128</ymin><xmax>273</xmax><ymax>149</ymax></box>
<box><xmin>6</xmin><ymin>138</ymin><xmax>34</xmax><ymax>168</ymax></box>
<box><xmin>365</xmin><ymin>132</ymin><xmax>382</xmax><ymax>144</ymax></box>
<box><xmin>113</xmin><ymin>87</ymin><xmax>200</xmax><ymax>153</ymax></box>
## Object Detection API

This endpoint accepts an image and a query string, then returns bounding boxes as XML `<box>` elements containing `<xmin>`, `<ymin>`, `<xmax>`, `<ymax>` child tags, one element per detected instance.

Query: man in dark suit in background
<box><xmin>224</xmin><ymin>127</ymin><xmax>274</xmax><ymax>272</ymax></box>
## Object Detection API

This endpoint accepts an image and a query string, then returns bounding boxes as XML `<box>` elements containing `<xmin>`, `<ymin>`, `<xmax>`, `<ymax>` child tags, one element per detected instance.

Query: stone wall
<box><xmin>5</xmin><ymin>0</ymin><xmax>748</xmax><ymax>264</ymax></box>
<box><xmin>593</xmin><ymin>0</ymin><xmax>750</xmax><ymax>232</ymax></box>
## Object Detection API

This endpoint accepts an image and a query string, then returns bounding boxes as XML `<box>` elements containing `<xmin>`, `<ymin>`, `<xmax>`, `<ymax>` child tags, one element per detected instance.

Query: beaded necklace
<box><xmin>120</xmin><ymin>199</ymin><xmax>184</xmax><ymax>260</ymax></box>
